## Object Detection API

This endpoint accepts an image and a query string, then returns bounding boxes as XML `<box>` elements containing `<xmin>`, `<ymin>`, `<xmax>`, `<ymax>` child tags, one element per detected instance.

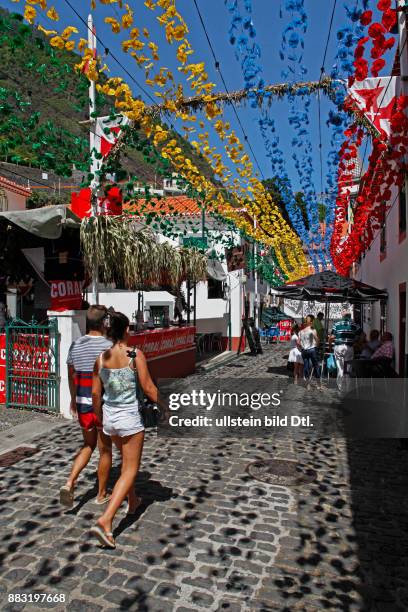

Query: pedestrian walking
<box><xmin>298</xmin><ymin>314</ymin><xmax>321</xmax><ymax>386</ymax></box>
<box><xmin>60</xmin><ymin>305</ymin><xmax>113</xmax><ymax>508</ymax></box>
<box><xmin>330</xmin><ymin>310</ymin><xmax>361</xmax><ymax>390</ymax></box>
<box><xmin>90</xmin><ymin>311</ymin><xmax>161</xmax><ymax>549</ymax></box>
<box><xmin>288</xmin><ymin>323</ymin><xmax>303</xmax><ymax>383</ymax></box>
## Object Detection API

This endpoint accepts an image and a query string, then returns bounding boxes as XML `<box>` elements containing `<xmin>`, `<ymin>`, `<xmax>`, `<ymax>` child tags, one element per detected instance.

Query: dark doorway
<box><xmin>399</xmin><ymin>283</ymin><xmax>406</xmax><ymax>377</ymax></box>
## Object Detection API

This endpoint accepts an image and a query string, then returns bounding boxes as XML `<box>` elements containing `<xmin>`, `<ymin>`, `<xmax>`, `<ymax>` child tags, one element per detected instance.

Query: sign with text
<box><xmin>50</xmin><ymin>280</ymin><xmax>83</xmax><ymax>311</ymax></box>
<box><xmin>128</xmin><ymin>327</ymin><xmax>196</xmax><ymax>360</ymax></box>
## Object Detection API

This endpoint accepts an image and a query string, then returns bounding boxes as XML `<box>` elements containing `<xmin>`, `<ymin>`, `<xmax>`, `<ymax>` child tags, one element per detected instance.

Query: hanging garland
<box><xmin>224</xmin><ymin>0</ymin><xmax>318</xmax><ymax>272</ymax></box>
<box><xmin>14</xmin><ymin>0</ymin><xmax>309</xmax><ymax>279</ymax></box>
<box><xmin>324</xmin><ymin>1</ymin><xmax>367</xmax><ymax>256</ymax></box>
<box><xmin>331</xmin><ymin>98</ymin><xmax>408</xmax><ymax>274</ymax></box>
<box><xmin>279</xmin><ymin>0</ymin><xmax>328</xmax><ymax>269</ymax></box>
<box><xmin>330</xmin><ymin>0</ymin><xmax>403</xmax><ymax>272</ymax></box>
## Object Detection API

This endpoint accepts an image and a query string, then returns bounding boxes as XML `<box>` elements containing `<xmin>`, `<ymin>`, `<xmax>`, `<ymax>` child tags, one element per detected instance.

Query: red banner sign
<box><xmin>0</xmin><ymin>333</ymin><xmax>50</xmax><ymax>405</ymax></box>
<box><xmin>278</xmin><ymin>320</ymin><xmax>292</xmax><ymax>341</ymax></box>
<box><xmin>50</xmin><ymin>280</ymin><xmax>83</xmax><ymax>311</ymax></box>
<box><xmin>128</xmin><ymin>327</ymin><xmax>196</xmax><ymax>360</ymax></box>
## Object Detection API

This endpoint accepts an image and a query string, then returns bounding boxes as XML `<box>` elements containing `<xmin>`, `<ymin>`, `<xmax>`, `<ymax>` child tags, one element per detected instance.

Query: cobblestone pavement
<box><xmin>0</xmin><ymin>345</ymin><xmax>407</xmax><ymax>611</ymax></box>
<box><xmin>0</xmin><ymin>406</ymin><xmax>61</xmax><ymax>434</ymax></box>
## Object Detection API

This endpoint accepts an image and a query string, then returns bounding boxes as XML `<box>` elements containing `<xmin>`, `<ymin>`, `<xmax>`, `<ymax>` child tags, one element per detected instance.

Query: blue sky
<box><xmin>6</xmin><ymin>0</ymin><xmax>389</xmax><ymax>195</ymax></box>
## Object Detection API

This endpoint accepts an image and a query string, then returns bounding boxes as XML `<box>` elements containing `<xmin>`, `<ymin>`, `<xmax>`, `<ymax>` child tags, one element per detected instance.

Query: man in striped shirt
<box><xmin>330</xmin><ymin>310</ymin><xmax>361</xmax><ymax>389</ymax></box>
<box><xmin>60</xmin><ymin>306</ymin><xmax>113</xmax><ymax>507</ymax></box>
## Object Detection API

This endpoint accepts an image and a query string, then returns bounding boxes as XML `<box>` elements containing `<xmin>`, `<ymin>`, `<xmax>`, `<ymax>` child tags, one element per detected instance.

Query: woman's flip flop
<box><xmin>90</xmin><ymin>525</ymin><xmax>116</xmax><ymax>549</ymax></box>
<box><xmin>59</xmin><ymin>485</ymin><xmax>74</xmax><ymax>508</ymax></box>
<box><xmin>94</xmin><ymin>494</ymin><xmax>111</xmax><ymax>505</ymax></box>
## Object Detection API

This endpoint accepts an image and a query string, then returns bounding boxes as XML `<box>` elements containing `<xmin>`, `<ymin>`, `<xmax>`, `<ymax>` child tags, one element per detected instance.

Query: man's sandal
<box><xmin>90</xmin><ymin>525</ymin><xmax>116</xmax><ymax>549</ymax></box>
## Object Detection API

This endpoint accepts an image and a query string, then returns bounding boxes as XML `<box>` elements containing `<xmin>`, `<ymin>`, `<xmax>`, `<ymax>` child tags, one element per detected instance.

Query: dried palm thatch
<box><xmin>80</xmin><ymin>215</ymin><xmax>208</xmax><ymax>289</ymax></box>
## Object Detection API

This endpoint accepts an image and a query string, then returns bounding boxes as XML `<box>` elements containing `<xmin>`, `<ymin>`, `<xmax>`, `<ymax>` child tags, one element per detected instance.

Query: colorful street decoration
<box><xmin>4</xmin><ymin>0</ymin><xmax>407</xmax><ymax>281</ymax></box>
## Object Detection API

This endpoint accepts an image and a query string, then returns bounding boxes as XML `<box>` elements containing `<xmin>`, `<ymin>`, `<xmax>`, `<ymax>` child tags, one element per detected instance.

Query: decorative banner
<box><xmin>50</xmin><ymin>280</ymin><xmax>83</xmax><ymax>311</ymax></box>
<box><xmin>348</xmin><ymin>76</ymin><xmax>400</xmax><ymax>139</ymax></box>
<box><xmin>70</xmin><ymin>186</ymin><xmax>123</xmax><ymax>217</ymax></box>
<box><xmin>95</xmin><ymin>115</ymin><xmax>129</xmax><ymax>158</ymax></box>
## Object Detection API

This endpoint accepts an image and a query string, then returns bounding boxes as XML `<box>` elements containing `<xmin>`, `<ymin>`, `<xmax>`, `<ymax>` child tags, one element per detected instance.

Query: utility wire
<box><xmin>192</xmin><ymin>0</ymin><xmax>265</xmax><ymax>179</ymax></box>
<box><xmin>0</xmin><ymin>163</ymin><xmax>57</xmax><ymax>189</ymax></box>
<box><xmin>63</xmin><ymin>0</ymin><xmax>157</xmax><ymax>106</ymax></box>
<box><xmin>320</xmin><ymin>0</ymin><xmax>338</xmax><ymax>78</ymax></box>
<box><xmin>317</xmin><ymin>0</ymin><xmax>338</xmax><ymax>195</ymax></box>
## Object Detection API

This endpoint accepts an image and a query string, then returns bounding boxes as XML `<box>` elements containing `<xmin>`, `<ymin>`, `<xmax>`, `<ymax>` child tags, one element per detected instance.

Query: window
<box><xmin>208</xmin><ymin>278</ymin><xmax>224</xmax><ymax>299</ymax></box>
<box><xmin>149</xmin><ymin>306</ymin><xmax>165</xmax><ymax>327</ymax></box>
<box><xmin>399</xmin><ymin>182</ymin><xmax>406</xmax><ymax>238</ymax></box>
<box><xmin>0</xmin><ymin>188</ymin><xmax>8</xmax><ymax>212</ymax></box>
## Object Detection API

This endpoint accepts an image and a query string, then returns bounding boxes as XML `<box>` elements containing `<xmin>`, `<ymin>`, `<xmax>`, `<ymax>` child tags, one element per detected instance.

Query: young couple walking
<box><xmin>60</xmin><ymin>305</ymin><xmax>160</xmax><ymax>549</ymax></box>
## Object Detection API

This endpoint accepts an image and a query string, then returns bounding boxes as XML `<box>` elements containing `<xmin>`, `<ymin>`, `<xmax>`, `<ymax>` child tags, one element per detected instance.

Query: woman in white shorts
<box><xmin>288</xmin><ymin>323</ymin><xmax>303</xmax><ymax>383</ymax></box>
<box><xmin>90</xmin><ymin>311</ymin><xmax>160</xmax><ymax>549</ymax></box>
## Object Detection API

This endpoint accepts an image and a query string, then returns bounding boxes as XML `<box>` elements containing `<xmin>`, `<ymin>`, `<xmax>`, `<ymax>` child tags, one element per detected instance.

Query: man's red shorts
<box><xmin>78</xmin><ymin>412</ymin><xmax>102</xmax><ymax>431</ymax></box>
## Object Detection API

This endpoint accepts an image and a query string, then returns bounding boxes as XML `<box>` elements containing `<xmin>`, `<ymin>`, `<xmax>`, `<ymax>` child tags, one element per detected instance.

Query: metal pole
<box><xmin>88</xmin><ymin>14</ymin><xmax>99</xmax><ymax>305</ymax></box>
<box><xmin>254</xmin><ymin>216</ymin><xmax>259</xmax><ymax>328</ymax></box>
<box><xmin>193</xmin><ymin>282</ymin><xmax>197</xmax><ymax>327</ymax></box>
<box><xmin>187</xmin><ymin>280</ymin><xmax>191</xmax><ymax>324</ymax></box>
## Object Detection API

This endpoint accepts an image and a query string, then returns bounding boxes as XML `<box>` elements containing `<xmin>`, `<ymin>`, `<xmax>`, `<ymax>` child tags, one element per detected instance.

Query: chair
<box><xmin>268</xmin><ymin>327</ymin><xmax>280</xmax><ymax>343</ymax></box>
<box><xmin>211</xmin><ymin>332</ymin><xmax>223</xmax><ymax>352</ymax></box>
<box><xmin>195</xmin><ymin>334</ymin><xmax>206</xmax><ymax>355</ymax></box>
<box><xmin>259</xmin><ymin>328</ymin><xmax>269</xmax><ymax>344</ymax></box>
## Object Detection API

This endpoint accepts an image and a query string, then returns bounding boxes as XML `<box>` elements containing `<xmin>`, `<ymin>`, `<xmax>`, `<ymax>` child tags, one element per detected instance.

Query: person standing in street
<box><xmin>330</xmin><ymin>310</ymin><xmax>361</xmax><ymax>390</ymax></box>
<box><xmin>60</xmin><ymin>305</ymin><xmax>113</xmax><ymax>507</ymax></box>
<box><xmin>299</xmin><ymin>314</ymin><xmax>321</xmax><ymax>386</ymax></box>
<box><xmin>90</xmin><ymin>311</ymin><xmax>161</xmax><ymax>549</ymax></box>
<box><xmin>313</xmin><ymin>312</ymin><xmax>325</xmax><ymax>347</ymax></box>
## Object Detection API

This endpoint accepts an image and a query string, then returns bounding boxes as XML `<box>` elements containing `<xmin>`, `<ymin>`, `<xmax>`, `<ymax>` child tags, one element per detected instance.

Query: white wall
<box><xmin>353</xmin><ymin>184</ymin><xmax>408</xmax><ymax>372</ymax></box>
<box><xmin>98</xmin><ymin>287</ymin><xmax>174</xmax><ymax>322</ymax></box>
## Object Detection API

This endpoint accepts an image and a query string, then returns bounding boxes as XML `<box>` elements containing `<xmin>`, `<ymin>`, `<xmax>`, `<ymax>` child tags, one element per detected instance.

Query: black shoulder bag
<box><xmin>128</xmin><ymin>350</ymin><xmax>160</xmax><ymax>428</ymax></box>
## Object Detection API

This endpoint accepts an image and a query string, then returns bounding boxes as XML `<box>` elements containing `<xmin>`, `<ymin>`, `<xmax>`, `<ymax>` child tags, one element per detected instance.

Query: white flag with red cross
<box><xmin>348</xmin><ymin>76</ymin><xmax>400</xmax><ymax>140</ymax></box>
<box><xmin>94</xmin><ymin>115</ymin><xmax>129</xmax><ymax>158</ymax></box>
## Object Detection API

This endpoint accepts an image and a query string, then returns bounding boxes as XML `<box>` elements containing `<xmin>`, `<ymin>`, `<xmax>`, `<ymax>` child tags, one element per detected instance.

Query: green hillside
<box><xmin>0</xmin><ymin>8</ymin><xmax>213</xmax><ymax>185</ymax></box>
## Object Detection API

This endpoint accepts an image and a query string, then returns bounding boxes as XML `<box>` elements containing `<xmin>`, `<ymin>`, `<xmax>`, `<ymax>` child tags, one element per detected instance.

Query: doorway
<box><xmin>399</xmin><ymin>283</ymin><xmax>406</xmax><ymax>377</ymax></box>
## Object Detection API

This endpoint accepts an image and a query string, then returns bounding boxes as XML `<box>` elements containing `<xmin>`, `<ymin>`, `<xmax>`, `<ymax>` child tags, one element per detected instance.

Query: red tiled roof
<box><xmin>124</xmin><ymin>195</ymin><xmax>204</xmax><ymax>217</ymax></box>
<box><xmin>0</xmin><ymin>175</ymin><xmax>31</xmax><ymax>197</ymax></box>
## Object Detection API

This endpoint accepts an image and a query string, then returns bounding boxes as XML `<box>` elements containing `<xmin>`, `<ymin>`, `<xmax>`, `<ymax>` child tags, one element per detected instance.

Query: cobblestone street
<box><xmin>0</xmin><ymin>345</ymin><xmax>407</xmax><ymax>611</ymax></box>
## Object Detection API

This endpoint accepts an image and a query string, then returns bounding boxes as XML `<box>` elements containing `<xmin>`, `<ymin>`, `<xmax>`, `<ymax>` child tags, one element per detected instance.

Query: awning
<box><xmin>275</xmin><ymin>270</ymin><xmax>387</xmax><ymax>303</ymax></box>
<box><xmin>207</xmin><ymin>256</ymin><xmax>227</xmax><ymax>281</ymax></box>
<box><xmin>0</xmin><ymin>205</ymin><xmax>80</xmax><ymax>239</ymax></box>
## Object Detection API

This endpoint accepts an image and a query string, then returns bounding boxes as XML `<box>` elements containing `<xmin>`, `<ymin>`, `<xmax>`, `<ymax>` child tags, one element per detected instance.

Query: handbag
<box><xmin>129</xmin><ymin>352</ymin><xmax>161</xmax><ymax>428</ymax></box>
<box><xmin>139</xmin><ymin>397</ymin><xmax>161</xmax><ymax>428</ymax></box>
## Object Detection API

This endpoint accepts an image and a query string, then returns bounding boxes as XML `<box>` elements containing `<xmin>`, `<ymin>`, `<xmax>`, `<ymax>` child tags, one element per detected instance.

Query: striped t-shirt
<box><xmin>67</xmin><ymin>335</ymin><xmax>112</xmax><ymax>414</ymax></box>
<box><xmin>331</xmin><ymin>318</ymin><xmax>361</xmax><ymax>346</ymax></box>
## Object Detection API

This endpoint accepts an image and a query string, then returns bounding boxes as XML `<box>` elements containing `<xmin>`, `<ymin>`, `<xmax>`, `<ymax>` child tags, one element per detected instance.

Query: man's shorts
<box><xmin>78</xmin><ymin>411</ymin><xmax>102</xmax><ymax>431</ymax></box>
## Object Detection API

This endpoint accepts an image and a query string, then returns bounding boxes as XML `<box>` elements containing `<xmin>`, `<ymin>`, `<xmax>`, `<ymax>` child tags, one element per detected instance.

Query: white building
<box><xmin>351</xmin><ymin>7</ymin><xmax>407</xmax><ymax>376</ymax></box>
<box><xmin>96</xmin><ymin>195</ymin><xmax>266</xmax><ymax>352</ymax></box>
<box><xmin>352</xmin><ymin>181</ymin><xmax>407</xmax><ymax>375</ymax></box>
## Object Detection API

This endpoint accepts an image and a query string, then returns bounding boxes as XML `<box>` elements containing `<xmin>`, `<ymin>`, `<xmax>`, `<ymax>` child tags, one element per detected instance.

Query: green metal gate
<box><xmin>5</xmin><ymin>318</ymin><xmax>60</xmax><ymax>412</ymax></box>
